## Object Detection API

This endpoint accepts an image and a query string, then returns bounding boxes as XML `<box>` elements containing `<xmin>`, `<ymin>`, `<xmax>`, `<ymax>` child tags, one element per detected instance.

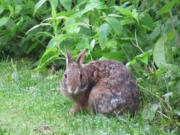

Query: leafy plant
<box><xmin>0</xmin><ymin>0</ymin><xmax>51</xmax><ymax>58</ymax></box>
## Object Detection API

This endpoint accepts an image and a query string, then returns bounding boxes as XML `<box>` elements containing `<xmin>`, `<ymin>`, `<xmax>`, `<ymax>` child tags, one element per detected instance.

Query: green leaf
<box><xmin>132</xmin><ymin>9</ymin><xmax>139</xmax><ymax>23</ymax></box>
<box><xmin>36</xmin><ymin>48</ymin><xmax>59</xmax><ymax>71</ymax></box>
<box><xmin>59</xmin><ymin>0</ymin><xmax>72</xmax><ymax>11</ymax></box>
<box><xmin>142</xmin><ymin>103</ymin><xmax>160</xmax><ymax>121</ymax></box>
<box><xmin>105</xmin><ymin>17</ymin><xmax>123</xmax><ymax>34</ymax></box>
<box><xmin>165</xmin><ymin>46</ymin><xmax>174</xmax><ymax>64</ymax></box>
<box><xmin>159</xmin><ymin>1</ymin><xmax>176</xmax><ymax>15</ymax></box>
<box><xmin>15</xmin><ymin>4</ymin><xmax>23</xmax><ymax>15</ymax></box>
<box><xmin>8</xmin><ymin>5</ymin><xmax>14</xmax><ymax>17</ymax></box>
<box><xmin>126</xmin><ymin>50</ymin><xmax>152</xmax><ymax>67</ymax></box>
<box><xmin>102</xmin><ymin>51</ymin><xmax>124</xmax><ymax>61</ymax></box>
<box><xmin>0</xmin><ymin>5</ymin><xmax>4</xmax><ymax>14</ymax></box>
<box><xmin>163</xmin><ymin>92</ymin><xmax>173</xmax><ymax>102</ymax></box>
<box><xmin>34</xmin><ymin>0</ymin><xmax>47</xmax><ymax>15</ymax></box>
<box><xmin>105</xmin><ymin>40</ymin><xmax>117</xmax><ymax>49</ymax></box>
<box><xmin>141</xmin><ymin>13</ymin><xmax>154</xmax><ymax>30</ymax></box>
<box><xmin>99</xmin><ymin>23</ymin><xmax>111</xmax><ymax>41</ymax></box>
<box><xmin>174</xmin><ymin>109</ymin><xmax>180</xmax><ymax>116</ymax></box>
<box><xmin>80</xmin><ymin>0</ymin><xmax>105</xmax><ymax>15</ymax></box>
<box><xmin>153</xmin><ymin>35</ymin><xmax>168</xmax><ymax>67</ymax></box>
<box><xmin>0</xmin><ymin>17</ymin><xmax>9</xmax><ymax>27</ymax></box>
<box><xmin>136</xmin><ymin>52</ymin><xmax>149</xmax><ymax>65</ymax></box>
<box><xmin>76</xmin><ymin>37</ymin><xmax>89</xmax><ymax>50</ymax></box>
<box><xmin>149</xmin><ymin>25</ymin><xmax>161</xmax><ymax>40</ymax></box>
<box><xmin>50</xmin><ymin>0</ymin><xmax>58</xmax><ymax>9</ymax></box>
<box><xmin>90</xmin><ymin>39</ymin><xmax>96</xmax><ymax>50</ymax></box>
<box><xmin>26</xmin><ymin>42</ymin><xmax>39</xmax><ymax>54</ymax></box>
<box><xmin>113</xmin><ymin>6</ymin><xmax>132</xmax><ymax>17</ymax></box>
<box><xmin>50</xmin><ymin>0</ymin><xmax>58</xmax><ymax>17</ymax></box>
<box><xmin>47</xmin><ymin>38</ymin><xmax>60</xmax><ymax>49</ymax></box>
<box><xmin>26</xmin><ymin>23</ymin><xmax>52</xmax><ymax>34</ymax></box>
<box><xmin>155</xmin><ymin>66</ymin><xmax>167</xmax><ymax>78</ymax></box>
<box><xmin>56</xmin><ymin>33</ymin><xmax>78</xmax><ymax>42</ymax></box>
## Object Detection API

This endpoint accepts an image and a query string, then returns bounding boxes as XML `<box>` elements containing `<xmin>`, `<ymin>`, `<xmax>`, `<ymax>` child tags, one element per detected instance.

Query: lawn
<box><xmin>0</xmin><ymin>60</ymin><xmax>178</xmax><ymax>135</ymax></box>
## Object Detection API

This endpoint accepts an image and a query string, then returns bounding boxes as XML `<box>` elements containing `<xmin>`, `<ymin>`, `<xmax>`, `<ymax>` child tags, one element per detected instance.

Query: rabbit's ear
<box><xmin>76</xmin><ymin>48</ymin><xmax>87</xmax><ymax>65</ymax></box>
<box><xmin>65</xmin><ymin>48</ymin><xmax>73</xmax><ymax>65</ymax></box>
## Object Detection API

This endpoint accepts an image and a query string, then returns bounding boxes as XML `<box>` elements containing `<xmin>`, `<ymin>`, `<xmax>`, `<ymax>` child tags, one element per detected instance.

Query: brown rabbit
<box><xmin>60</xmin><ymin>49</ymin><xmax>140</xmax><ymax>116</ymax></box>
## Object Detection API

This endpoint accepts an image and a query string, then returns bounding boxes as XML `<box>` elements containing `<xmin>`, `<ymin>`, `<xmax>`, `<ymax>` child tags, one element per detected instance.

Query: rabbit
<box><xmin>60</xmin><ymin>48</ymin><xmax>140</xmax><ymax>116</ymax></box>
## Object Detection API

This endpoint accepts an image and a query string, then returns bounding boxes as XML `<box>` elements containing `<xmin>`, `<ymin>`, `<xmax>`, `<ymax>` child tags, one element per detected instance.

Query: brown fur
<box><xmin>60</xmin><ymin>49</ymin><xmax>140</xmax><ymax>116</ymax></box>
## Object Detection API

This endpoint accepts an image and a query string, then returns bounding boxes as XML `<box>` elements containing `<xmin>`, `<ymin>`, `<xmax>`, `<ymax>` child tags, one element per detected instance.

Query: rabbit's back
<box><xmin>84</xmin><ymin>60</ymin><xmax>140</xmax><ymax>114</ymax></box>
<box><xmin>84</xmin><ymin>60</ymin><xmax>135</xmax><ymax>85</ymax></box>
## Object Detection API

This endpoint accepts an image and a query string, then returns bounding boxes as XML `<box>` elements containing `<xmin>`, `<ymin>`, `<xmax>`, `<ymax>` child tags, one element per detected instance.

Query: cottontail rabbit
<box><xmin>60</xmin><ymin>49</ymin><xmax>140</xmax><ymax>116</ymax></box>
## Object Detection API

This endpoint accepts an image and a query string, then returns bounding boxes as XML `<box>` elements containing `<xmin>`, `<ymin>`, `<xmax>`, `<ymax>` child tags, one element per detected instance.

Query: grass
<box><xmin>0</xmin><ymin>59</ymin><xmax>179</xmax><ymax>135</ymax></box>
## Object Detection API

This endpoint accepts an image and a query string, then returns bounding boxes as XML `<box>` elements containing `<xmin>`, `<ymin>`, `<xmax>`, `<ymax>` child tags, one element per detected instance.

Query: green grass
<box><xmin>0</xmin><ymin>60</ymin><xmax>179</xmax><ymax>135</ymax></box>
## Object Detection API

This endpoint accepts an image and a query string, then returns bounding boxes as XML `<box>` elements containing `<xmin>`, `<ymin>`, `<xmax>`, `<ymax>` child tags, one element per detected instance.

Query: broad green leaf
<box><xmin>56</xmin><ymin>33</ymin><xmax>78</xmax><ymax>42</ymax></box>
<box><xmin>76</xmin><ymin>37</ymin><xmax>89</xmax><ymax>50</ymax></box>
<box><xmin>155</xmin><ymin>66</ymin><xmax>167</xmax><ymax>78</ymax></box>
<box><xmin>113</xmin><ymin>6</ymin><xmax>132</xmax><ymax>17</ymax></box>
<box><xmin>142</xmin><ymin>103</ymin><xmax>160</xmax><ymax>121</ymax></box>
<box><xmin>105</xmin><ymin>17</ymin><xmax>123</xmax><ymax>35</ymax></box>
<box><xmin>102</xmin><ymin>51</ymin><xmax>124</xmax><ymax>61</ymax></box>
<box><xmin>149</xmin><ymin>25</ymin><xmax>161</xmax><ymax>40</ymax></box>
<box><xmin>132</xmin><ymin>9</ymin><xmax>139</xmax><ymax>23</ymax></box>
<box><xmin>8</xmin><ymin>5</ymin><xmax>14</xmax><ymax>17</ymax></box>
<box><xmin>167</xmin><ymin>32</ymin><xmax>175</xmax><ymax>44</ymax></box>
<box><xmin>114</xmin><ymin>6</ymin><xmax>139</xmax><ymax>22</ymax></box>
<box><xmin>0</xmin><ymin>6</ymin><xmax>4</xmax><ymax>14</ymax></box>
<box><xmin>153</xmin><ymin>35</ymin><xmax>168</xmax><ymax>67</ymax></box>
<box><xmin>159</xmin><ymin>0</ymin><xmax>176</xmax><ymax>15</ymax></box>
<box><xmin>141</xmin><ymin>13</ymin><xmax>154</xmax><ymax>30</ymax></box>
<box><xmin>78</xmin><ymin>27</ymin><xmax>92</xmax><ymax>36</ymax></box>
<box><xmin>99</xmin><ymin>39</ymin><xmax>118</xmax><ymax>50</ymax></box>
<box><xmin>62</xmin><ymin>23</ymin><xmax>88</xmax><ymax>34</ymax></box>
<box><xmin>105</xmin><ymin>40</ymin><xmax>117</xmax><ymax>49</ymax></box>
<box><xmin>126</xmin><ymin>50</ymin><xmax>152</xmax><ymax>67</ymax></box>
<box><xmin>36</xmin><ymin>48</ymin><xmax>59</xmax><ymax>71</ymax></box>
<box><xmin>99</xmin><ymin>23</ymin><xmax>110</xmax><ymax>41</ymax></box>
<box><xmin>165</xmin><ymin>46</ymin><xmax>174</xmax><ymax>64</ymax></box>
<box><xmin>59</xmin><ymin>0</ymin><xmax>72</xmax><ymax>11</ymax></box>
<box><xmin>50</xmin><ymin>0</ymin><xmax>58</xmax><ymax>18</ymax></box>
<box><xmin>80</xmin><ymin>0</ymin><xmax>105</xmax><ymax>15</ymax></box>
<box><xmin>15</xmin><ymin>4</ymin><xmax>22</xmax><ymax>15</ymax></box>
<box><xmin>50</xmin><ymin>0</ymin><xmax>58</xmax><ymax>9</ymax></box>
<box><xmin>0</xmin><ymin>17</ymin><xmax>9</xmax><ymax>27</ymax></box>
<box><xmin>174</xmin><ymin>109</ymin><xmax>180</xmax><ymax>116</ymax></box>
<box><xmin>34</xmin><ymin>0</ymin><xmax>47</xmax><ymax>15</ymax></box>
<box><xmin>47</xmin><ymin>38</ymin><xmax>60</xmax><ymax>49</ymax></box>
<box><xmin>136</xmin><ymin>51</ymin><xmax>150</xmax><ymax>65</ymax></box>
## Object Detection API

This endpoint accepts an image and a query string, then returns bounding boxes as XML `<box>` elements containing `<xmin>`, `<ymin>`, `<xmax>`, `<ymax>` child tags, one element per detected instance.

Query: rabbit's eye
<box><xmin>80</xmin><ymin>73</ymin><xmax>82</xmax><ymax>79</ymax></box>
<box><xmin>64</xmin><ymin>74</ymin><xmax>67</xmax><ymax>78</ymax></box>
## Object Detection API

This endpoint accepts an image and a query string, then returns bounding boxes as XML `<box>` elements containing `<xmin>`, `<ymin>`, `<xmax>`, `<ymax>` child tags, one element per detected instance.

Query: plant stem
<box><xmin>134</xmin><ymin>30</ymin><xmax>144</xmax><ymax>53</ymax></box>
<box><xmin>169</xmin><ymin>10</ymin><xmax>180</xmax><ymax>49</ymax></box>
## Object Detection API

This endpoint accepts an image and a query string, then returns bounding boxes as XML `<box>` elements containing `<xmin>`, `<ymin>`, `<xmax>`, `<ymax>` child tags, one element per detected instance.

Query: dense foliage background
<box><xmin>0</xmin><ymin>0</ymin><xmax>180</xmax><ymax>133</ymax></box>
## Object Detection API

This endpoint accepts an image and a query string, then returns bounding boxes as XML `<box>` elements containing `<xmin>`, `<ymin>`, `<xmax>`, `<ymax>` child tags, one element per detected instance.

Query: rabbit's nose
<box><xmin>67</xmin><ymin>85</ymin><xmax>76</xmax><ymax>94</ymax></box>
<box><xmin>67</xmin><ymin>88</ymin><xmax>73</xmax><ymax>94</ymax></box>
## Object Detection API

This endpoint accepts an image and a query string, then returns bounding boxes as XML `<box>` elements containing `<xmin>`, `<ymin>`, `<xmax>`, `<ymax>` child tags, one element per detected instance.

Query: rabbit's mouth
<box><xmin>67</xmin><ymin>87</ymin><xmax>79</xmax><ymax>94</ymax></box>
<box><xmin>67</xmin><ymin>85</ymin><xmax>87</xmax><ymax>95</ymax></box>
